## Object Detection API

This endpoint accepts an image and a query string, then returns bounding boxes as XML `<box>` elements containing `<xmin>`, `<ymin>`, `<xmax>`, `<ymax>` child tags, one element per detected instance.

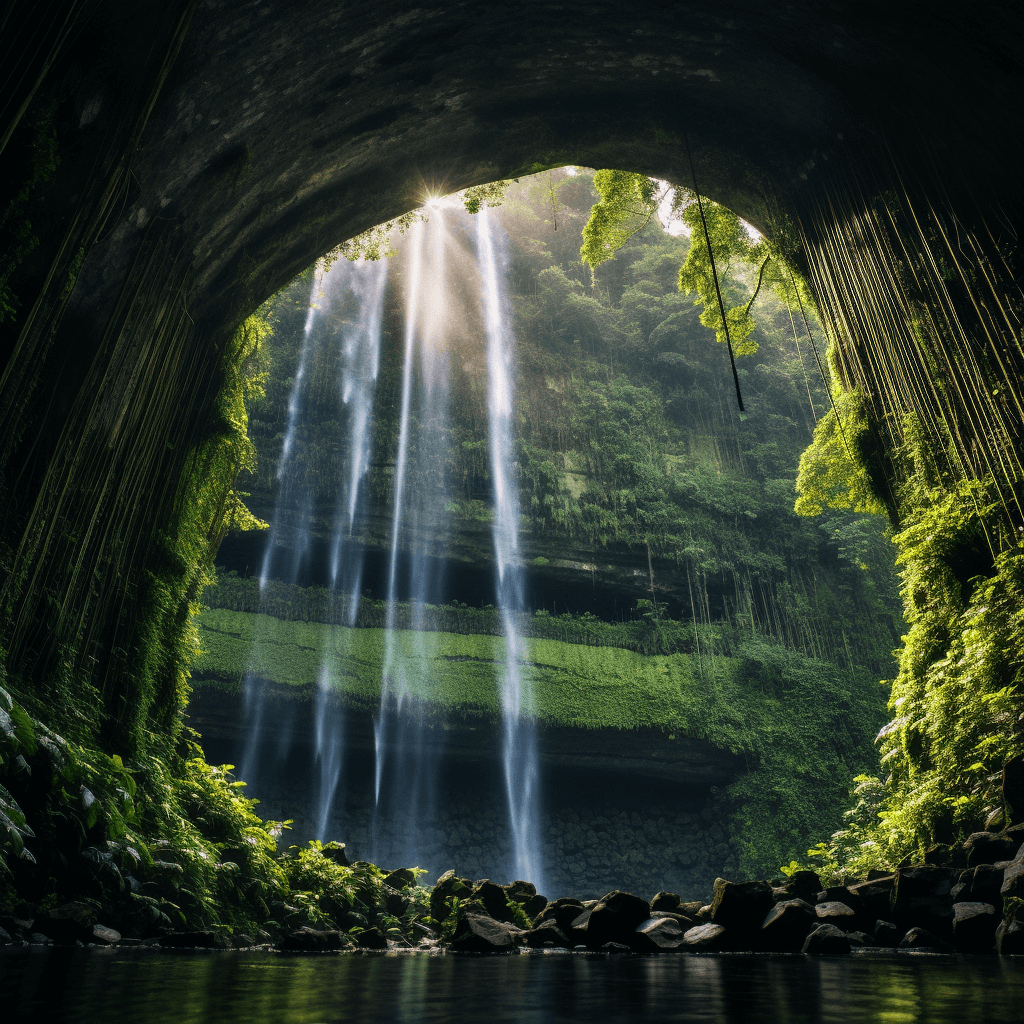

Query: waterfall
<box><xmin>477</xmin><ymin>206</ymin><xmax>543</xmax><ymax>890</ymax></box>
<box><xmin>373</xmin><ymin>213</ymin><xmax>452</xmax><ymax>866</ymax></box>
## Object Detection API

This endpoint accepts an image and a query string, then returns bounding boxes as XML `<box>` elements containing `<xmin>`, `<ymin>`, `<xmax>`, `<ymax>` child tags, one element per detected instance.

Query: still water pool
<box><xmin>2</xmin><ymin>947</ymin><xmax>1022</xmax><ymax>1024</ymax></box>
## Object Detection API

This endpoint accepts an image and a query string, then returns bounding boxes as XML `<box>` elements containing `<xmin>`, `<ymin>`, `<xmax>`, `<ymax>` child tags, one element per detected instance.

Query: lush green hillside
<box><xmin>194</xmin><ymin>606</ymin><xmax>888</xmax><ymax>875</ymax></box>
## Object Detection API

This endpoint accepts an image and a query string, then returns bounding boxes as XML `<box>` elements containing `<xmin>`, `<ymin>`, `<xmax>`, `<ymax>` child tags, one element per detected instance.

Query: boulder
<box><xmin>951</xmin><ymin>902</ymin><xmax>998</xmax><ymax>954</ymax></box>
<box><xmin>682</xmin><ymin>923</ymin><xmax>728</xmax><ymax>950</ymax></box>
<box><xmin>158</xmin><ymin>930</ymin><xmax>231</xmax><ymax>949</ymax></box>
<box><xmin>90</xmin><ymin>925</ymin><xmax>121</xmax><ymax>946</ymax></box>
<box><xmin>352</xmin><ymin>926</ymin><xmax>388</xmax><ymax>949</ymax></box>
<box><xmin>506</xmin><ymin>881</ymin><xmax>547</xmax><ymax>920</ymax></box>
<box><xmin>633</xmin><ymin>916</ymin><xmax>685</xmax><ymax>952</ymax></box>
<box><xmin>891</xmin><ymin>866</ymin><xmax>955</xmax><ymax>938</ymax></box>
<box><xmin>776</xmin><ymin>870</ymin><xmax>822</xmax><ymax>904</ymax></box>
<box><xmin>33</xmin><ymin>903</ymin><xmax>103</xmax><ymax>945</ymax></box>
<box><xmin>650</xmin><ymin>891</ymin><xmax>681</xmax><ymax>913</ymax></box>
<box><xmin>846</xmin><ymin>876</ymin><xmax>896</xmax><ymax>923</ymax></box>
<box><xmin>710</xmin><ymin>879</ymin><xmax>774</xmax><ymax>935</ymax></box>
<box><xmin>524</xmin><ymin>920</ymin><xmax>571</xmax><ymax>949</ymax></box>
<box><xmin>471</xmin><ymin>880</ymin><xmax>520</xmax><ymax>924</ymax></box>
<box><xmin>816</xmin><ymin>886</ymin><xmax>856</xmax><ymax>910</ymax></box>
<box><xmin>277</xmin><ymin>927</ymin><xmax>345</xmax><ymax>952</ymax></box>
<box><xmin>760</xmin><ymin>899</ymin><xmax>817</xmax><ymax>952</ymax></box>
<box><xmin>321</xmin><ymin>843</ymin><xmax>350</xmax><ymax>866</ymax></box>
<box><xmin>1000</xmin><ymin>844</ymin><xmax>1024</xmax><ymax>900</ymax></box>
<box><xmin>583</xmin><ymin>891</ymin><xmax>651</xmax><ymax>950</ymax></box>
<box><xmin>964</xmin><ymin>832</ymin><xmax>1019</xmax><ymax>867</ymax></box>
<box><xmin>952</xmin><ymin>864</ymin><xmax>1004</xmax><ymax>909</ymax></box>
<box><xmin>815</xmin><ymin>902</ymin><xmax>857</xmax><ymax>931</ymax></box>
<box><xmin>430</xmin><ymin>869</ymin><xmax>472</xmax><ymax>924</ymax></box>
<box><xmin>384</xmin><ymin>868</ymin><xmax>416</xmax><ymax>890</ymax></box>
<box><xmin>0</xmin><ymin>926</ymin><xmax>11</xmax><ymax>945</ymax></box>
<box><xmin>874</xmin><ymin>920</ymin><xmax>902</xmax><ymax>946</ymax></box>
<box><xmin>451</xmin><ymin>913</ymin><xmax>523</xmax><ymax>953</ymax></box>
<box><xmin>995</xmin><ymin>906</ymin><xmax>1024</xmax><ymax>956</ymax></box>
<box><xmin>533</xmin><ymin>898</ymin><xmax>584</xmax><ymax>930</ymax></box>
<box><xmin>899</xmin><ymin>926</ymin><xmax>952</xmax><ymax>951</ymax></box>
<box><xmin>802</xmin><ymin>924</ymin><xmax>851</xmax><ymax>955</ymax></box>
<box><xmin>600</xmin><ymin>942</ymin><xmax>632</xmax><ymax>953</ymax></box>
<box><xmin>847</xmin><ymin>931</ymin><xmax>874</xmax><ymax>947</ymax></box>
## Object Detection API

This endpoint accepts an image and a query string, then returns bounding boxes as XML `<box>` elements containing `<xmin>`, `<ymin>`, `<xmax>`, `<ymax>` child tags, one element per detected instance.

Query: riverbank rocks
<box><xmin>964</xmin><ymin>832</ymin><xmax>1020</xmax><ymax>867</ymax></box>
<box><xmin>775</xmin><ymin>870</ymin><xmax>822</xmax><ymax>904</ymax></box>
<box><xmin>891</xmin><ymin>866</ymin><xmax>954</xmax><ymax>938</ymax></box>
<box><xmin>815</xmin><ymin>902</ymin><xmax>857</xmax><ymax>931</ymax></box>
<box><xmin>710</xmin><ymin>878</ymin><xmax>774</xmax><ymax>935</ymax></box>
<box><xmin>451</xmin><ymin>911</ymin><xmax>525</xmax><ymax>953</ymax></box>
<box><xmin>1000</xmin><ymin>844</ymin><xmax>1024</xmax><ymax>900</ymax></box>
<box><xmin>32</xmin><ymin>903</ymin><xmax>121</xmax><ymax>946</ymax></box>
<box><xmin>158</xmin><ymin>930</ymin><xmax>232</xmax><ymax>949</ymax></box>
<box><xmin>802</xmin><ymin>924</ymin><xmax>851</xmax><ymax>955</ymax></box>
<box><xmin>430</xmin><ymin>869</ymin><xmax>473</xmax><ymax>923</ymax></box>
<box><xmin>761</xmin><ymin>899</ymin><xmax>817</xmax><ymax>952</ymax></box>
<box><xmin>633</xmin><ymin>916</ymin><xmax>686</xmax><ymax>951</ymax></box>
<box><xmin>952</xmin><ymin>903</ymin><xmax>998</xmax><ymax>954</ymax></box>
<box><xmin>524</xmin><ymin>919</ymin><xmax>572</xmax><ymax>948</ymax></box>
<box><xmin>899</xmin><ymin>926</ymin><xmax>952</xmax><ymax>951</ymax></box>
<box><xmin>277</xmin><ymin>927</ymin><xmax>346</xmax><ymax>952</ymax></box>
<box><xmin>995</xmin><ymin>906</ymin><xmax>1024</xmax><ymax>955</ymax></box>
<box><xmin>681</xmin><ymin>922</ymin><xmax>728</xmax><ymax>950</ymax></box>
<box><xmin>582</xmin><ymin>891</ymin><xmax>651</xmax><ymax>949</ymax></box>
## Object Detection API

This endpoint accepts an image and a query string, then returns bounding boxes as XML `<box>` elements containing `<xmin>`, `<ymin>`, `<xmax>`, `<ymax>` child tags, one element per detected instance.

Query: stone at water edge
<box><xmin>846</xmin><ymin>875</ymin><xmax>896</xmax><ymax>925</ymax></box>
<box><xmin>471</xmin><ymin>880</ymin><xmax>521</xmax><ymax>925</ymax></box>
<box><xmin>1002</xmin><ymin>755</ymin><xmax>1024</xmax><ymax>826</ymax></box>
<box><xmin>633</xmin><ymin>916</ymin><xmax>685</xmax><ymax>951</ymax></box>
<box><xmin>891</xmin><ymin>866</ymin><xmax>955</xmax><ymax>939</ymax></box>
<box><xmin>451</xmin><ymin>913</ymin><xmax>524</xmax><ymax>953</ymax></box>
<box><xmin>430</xmin><ymin>869</ymin><xmax>472</xmax><ymax>923</ymax></box>
<box><xmin>649</xmin><ymin>891</ymin><xmax>681</xmax><ymax>913</ymax></box>
<box><xmin>533</xmin><ymin>897</ymin><xmax>584</xmax><ymax>930</ymax></box>
<box><xmin>873</xmin><ymin>920</ymin><xmax>902</xmax><ymax>946</ymax></box>
<box><xmin>899</xmin><ymin>926</ymin><xmax>953</xmax><ymax>952</ymax></box>
<box><xmin>760</xmin><ymin>900</ymin><xmax>816</xmax><ymax>953</ymax></box>
<box><xmin>802</xmin><ymin>924</ymin><xmax>851</xmax><ymax>955</ymax></box>
<box><xmin>815</xmin><ymin>902</ymin><xmax>857</xmax><ymax>931</ymax></box>
<box><xmin>158</xmin><ymin>931</ymin><xmax>232</xmax><ymax>949</ymax></box>
<box><xmin>952</xmin><ymin>864</ymin><xmax>1005</xmax><ymax>910</ymax></box>
<box><xmin>951</xmin><ymin>902</ymin><xmax>998</xmax><ymax>954</ymax></box>
<box><xmin>682</xmin><ymin>923</ymin><xmax>728</xmax><ymax>950</ymax></box>
<box><xmin>964</xmin><ymin>831</ymin><xmax>1019</xmax><ymax>867</ymax></box>
<box><xmin>846</xmin><ymin>931</ymin><xmax>875</xmax><ymax>947</ymax></box>
<box><xmin>583</xmin><ymin>891</ymin><xmax>651</xmax><ymax>950</ymax></box>
<box><xmin>524</xmin><ymin>920</ymin><xmax>572</xmax><ymax>948</ymax></box>
<box><xmin>999</xmin><ymin>843</ymin><xmax>1024</xmax><ymax>899</ymax></box>
<box><xmin>995</xmin><ymin>906</ymin><xmax>1024</xmax><ymax>955</ymax></box>
<box><xmin>710</xmin><ymin>878</ymin><xmax>774</xmax><ymax>934</ymax></box>
<box><xmin>776</xmin><ymin>870</ymin><xmax>822</xmax><ymax>903</ymax></box>
<box><xmin>277</xmin><ymin>927</ymin><xmax>346</xmax><ymax>952</ymax></box>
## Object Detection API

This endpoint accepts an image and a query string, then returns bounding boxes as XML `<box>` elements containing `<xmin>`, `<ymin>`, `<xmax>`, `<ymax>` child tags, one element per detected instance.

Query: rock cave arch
<box><xmin>0</xmin><ymin>0</ymin><xmax>1020</xmax><ymax>792</ymax></box>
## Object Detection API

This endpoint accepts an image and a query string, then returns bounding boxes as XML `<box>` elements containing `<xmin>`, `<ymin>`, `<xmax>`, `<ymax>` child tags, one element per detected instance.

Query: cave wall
<box><xmin>0</xmin><ymin>1</ymin><xmax>1021</xmax><ymax>849</ymax></box>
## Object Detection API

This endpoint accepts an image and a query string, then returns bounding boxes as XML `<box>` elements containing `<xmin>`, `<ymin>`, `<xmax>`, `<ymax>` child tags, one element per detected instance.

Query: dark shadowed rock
<box><xmin>899</xmin><ymin>927</ymin><xmax>952</xmax><ymax>951</ymax></box>
<box><xmin>322</xmin><ymin>843</ymin><xmax>350</xmax><ymax>866</ymax></box>
<box><xmin>430</xmin><ymin>870</ymin><xmax>472</xmax><ymax>924</ymax></box>
<box><xmin>650</xmin><ymin>891</ymin><xmax>681</xmax><ymax>913</ymax></box>
<box><xmin>353</xmin><ymin>927</ymin><xmax>387</xmax><ymax>949</ymax></box>
<box><xmin>471</xmin><ymin>880</ymin><xmax>519</xmax><ymax>924</ymax></box>
<box><xmin>846</xmin><ymin>876</ymin><xmax>895</xmax><ymax>923</ymax></box>
<box><xmin>90</xmin><ymin>925</ymin><xmax>121</xmax><ymax>946</ymax></box>
<box><xmin>874</xmin><ymin>920</ymin><xmax>902</xmax><ymax>946</ymax></box>
<box><xmin>384</xmin><ymin>868</ymin><xmax>416</xmax><ymax>889</ymax></box>
<box><xmin>682</xmin><ymin>923</ymin><xmax>728</xmax><ymax>950</ymax></box>
<box><xmin>33</xmin><ymin>903</ymin><xmax>102</xmax><ymax>945</ymax></box>
<box><xmin>847</xmin><ymin>931</ymin><xmax>874</xmax><ymax>947</ymax></box>
<box><xmin>633</xmin><ymin>916</ymin><xmax>685</xmax><ymax>952</ymax></box>
<box><xmin>278</xmin><ymin>927</ymin><xmax>345</xmax><ymax>952</ymax></box>
<box><xmin>506</xmin><ymin>881</ymin><xmax>547</xmax><ymax>921</ymax></box>
<box><xmin>525</xmin><ymin>920</ymin><xmax>571</xmax><ymax>948</ymax></box>
<box><xmin>761</xmin><ymin>899</ymin><xmax>817</xmax><ymax>952</ymax></box>
<box><xmin>995</xmin><ymin>906</ymin><xmax>1024</xmax><ymax>956</ymax></box>
<box><xmin>951</xmin><ymin>902</ymin><xmax>998</xmax><ymax>954</ymax></box>
<box><xmin>451</xmin><ymin>913</ymin><xmax>523</xmax><ymax>953</ymax></box>
<box><xmin>776</xmin><ymin>871</ymin><xmax>822</xmax><ymax>904</ymax></box>
<box><xmin>584</xmin><ymin>891</ymin><xmax>651</xmax><ymax>950</ymax></box>
<box><xmin>964</xmin><ymin>832</ymin><xmax>1018</xmax><ymax>867</ymax></box>
<box><xmin>802</xmin><ymin>924</ymin><xmax>851</xmax><ymax>955</ymax></box>
<box><xmin>952</xmin><ymin>864</ymin><xmax>1004</xmax><ymax>910</ymax></box>
<box><xmin>0</xmin><ymin>927</ymin><xmax>11</xmax><ymax>945</ymax></box>
<box><xmin>534</xmin><ymin>898</ymin><xmax>585</xmax><ymax>930</ymax></box>
<box><xmin>1003</xmin><ymin>756</ymin><xmax>1024</xmax><ymax>826</ymax></box>
<box><xmin>711</xmin><ymin>879</ymin><xmax>774</xmax><ymax>934</ymax></box>
<box><xmin>600</xmin><ymin>942</ymin><xmax>632</xmax><ymax>953</ymax></box>
<box><xmin>816</xmin><ymin>886</ymin><xmax>856</xmax><ymax>909</ymax></box>
<box><xmin>815</xmin><ymin>902</ymin><xmax>857</xmax><ymax>931</ymax></box>
<box><xmin>159</xmin><ymin>930</ymin><xmax>231</xmax><ymax>949</ymax></box>
<box><xmin>1000</xmin><ymin>845</ymin><xmax>1024</xmax><ymax>900</ymax></box>
<box><xmin>891</xmin><ymin>866</ymin><xmax>954</xmax><ymax>938</ymax></box>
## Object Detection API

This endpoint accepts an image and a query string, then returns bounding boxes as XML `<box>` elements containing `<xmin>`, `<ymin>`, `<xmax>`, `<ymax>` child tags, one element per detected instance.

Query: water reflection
<box><xmin>1</xmin><ymin>949</ymin><xmax>1022</xmax><ymax>1024</ymax></box>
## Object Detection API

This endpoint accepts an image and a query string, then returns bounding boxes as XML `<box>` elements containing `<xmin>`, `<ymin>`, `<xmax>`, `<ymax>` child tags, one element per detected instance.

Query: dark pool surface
<box><xmin>2</xmin><ymin>946</ymin><xmax>1023</xmax><ymax>1024</ymax></box>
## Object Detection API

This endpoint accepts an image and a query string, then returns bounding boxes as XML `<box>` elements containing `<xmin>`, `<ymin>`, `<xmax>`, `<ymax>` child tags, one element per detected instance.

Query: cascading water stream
<box><xmin>372</xmin><ymin>213</ymin><xmax>452</xmax><ymax>865</ymax></box>
<box><xmin>313</xmin><ymin>257</ymin><xmax>388</xmax><ymax>840</ymax></box>
<box><xmin>477</xmin><ymin>206</ymin><xmax>543</xmax><ymax>889</ymax></box>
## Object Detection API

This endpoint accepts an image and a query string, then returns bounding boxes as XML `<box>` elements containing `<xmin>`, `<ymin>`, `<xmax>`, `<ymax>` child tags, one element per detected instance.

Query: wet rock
<box><xmin>158</xmin><ymin>931</ymin><xmax>231</xmax><ymax>949</ymax></box>
<box><xmin>90</xmin><ymin>925</ymin><xmax>121</xmax><ymax>946</ymax></box>
<box><xmin>451</xmin><ymin>913</ymin><xmax>523</xmax><ymax>953</ymax></box>
<box><xmin>1000</xmin><ymin>844</ymin><xmax>1024</xmax><ymax>900</ymax></box>
<box><xmin>600</xmin><ymin>941</ymin><xmax>632</xmax><ymax>953</ymax></box>
<box><xmin>0</xmin><ymin>926</ymin><xmax>11</xmax><ymax>945</ymax></box>
<box><xmin>899</xmin><ymin>926</ymin><xmax>952</xmax><ymax>951</ymax></box>
<box><xmin>525</xmin><ymin>920</ymin><xmax>571</xmax><ymax>948</ymax></box>
<box><xmin>964</xmin><ymin>832</ymin><xmax>1019</xmax><ymax>867</ymax></box>
<box><xmin>846</xmin><ymin>875</ymin><xmax>895</xmax><ymax>924</ymax></box>
<box><xmin>533</xmin><ymin>897</ymin><xmax>584</xmax><ymax>930</ymax></box>
<box><xmin>33</xmin><ymin>903</ymin><xmax>101</xmax><ymax>945</ymax></box>
<box><xmin>384</xmin><ymin>868</ymin><xmax>416</xmax><ymax>889</ymax></box>
<box><xmin>710</xmin><ymin>878</ymin><xmax>774</xmax><ymax>934</ymax></box>
<box><xmin>30</xmin><ymin>933</ymin><xmax>52</xmax><ymax>945</ymax></box>
<box><xmin>278</xmin><ymin>927</ymin><xmax>345</xmax><ymax>952</ymax></box>
<box><xmin>816</xmin><ymin>886</ymin><xmax>856</xmax><ymax>909</ymax></box>
<box><xmin>633</xmin><ymin>916</ymin><xmax>685</xmax><ymax>951</ymax></box>
<box><xmin>995</xmin><ymin>906</ymin><xmax>1024</xmax><ymax>955</ymax></box>
<box><xmin>874</xmin><ymin>920</ymin><xmax>902</xmax><ymax>946</ymax></box>
<box><xmin>775</xmin><ymin>870</ymin><xmax>822</xmax><ymax>904</ymax></box>
<box><xmin>506</xmin><ymin>880</ymin><xmax>547</xmax><ymax>920</ymax></box>
<box><xmin>682</xmin><ymin>923</ymin><xmax>728</xmax><ymax>950</ymax></box>
<box><xmin>471</xmin><ymin>880</ymin><xmax>520</xmax><ymax>924</ymax></box>
<box><xmin>951</xmin><ymin>902</ymin><xmax>998</xmax><ymax>954</ymax></box>
<box><xmin>233</xmin><ymin>933</ymin><xmax>256</xmax><ymax>948</ymax></box>
<box><xmin>761</xmin><ymin>899</ymin><xmax>817</xmax><ymax>952</ymax></box>
<box><xmin>430</xmin><ymin>869</ymin><xmax>472</xmax><ymax>924</ymax></box>
<box><xmin>649</xmin><ymin>891</ymin><xmax>680</xmax><ymax>913</ymax></box>
<box><xmin>891</xmin><ymin>866</ymin><xmax>954</xmax><ymax>938</ymax></box>
<box><xmin>815</xmin><ymin>901</ymin><xmax>857</xmax><ymax>931</ymax></box>
<box><xmin>847</xmin><ymin>930</ymin><xmax>874</xmax><ymax>947</ymax></box>
<box><xmin>802</xmin><ymin>924</ymin><xmax>851</xmax><ymax>955</ymax></box>
<box><xmin>952</xmin><ymin>864</ymin><xmax>1004</xmax><ymax>910</ymax></box>
<box><xmin>583</xmin><ymin>891</ymin><xmax>651</xmax><ymax>950</ymax></box>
